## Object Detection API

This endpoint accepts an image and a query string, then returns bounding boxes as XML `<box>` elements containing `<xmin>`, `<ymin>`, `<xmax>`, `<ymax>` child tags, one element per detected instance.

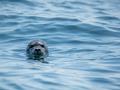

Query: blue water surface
<box><xmin>0</xmin><ymin>0</ymin><xmax>120</xmax><ymax>90</ymax></box>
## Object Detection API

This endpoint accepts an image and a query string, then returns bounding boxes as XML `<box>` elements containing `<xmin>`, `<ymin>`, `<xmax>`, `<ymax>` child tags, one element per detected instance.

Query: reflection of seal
<box><xmin>26</xmin><ymin>40</ymin><xmax>48</xmax><ymax>60</ymax></box>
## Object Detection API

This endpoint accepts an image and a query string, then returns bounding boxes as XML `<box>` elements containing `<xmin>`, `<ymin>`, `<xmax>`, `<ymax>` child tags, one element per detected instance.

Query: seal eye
<box><xmin>29</xmin><ymin>45</ymin><xmax>34</xmax><ymax>48</ymax></box>
<box><xmin>40</xmin><ymin>44</ymin><xmax>44</xmax><ymax>48</ymax></box>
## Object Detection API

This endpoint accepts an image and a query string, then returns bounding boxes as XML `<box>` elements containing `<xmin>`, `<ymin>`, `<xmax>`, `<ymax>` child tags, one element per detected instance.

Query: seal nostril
<box><xmin>35</xmin><ymin>49</ymin><xmax>41</xmax><ymax>52</ymax></box>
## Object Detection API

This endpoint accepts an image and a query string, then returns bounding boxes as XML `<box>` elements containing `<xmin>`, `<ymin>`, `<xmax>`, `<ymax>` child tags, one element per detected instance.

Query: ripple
<box><xmin>0</xmin><ymin>0</ymin><xmax>36</xmax><ymax>6</ymax></box>
<box><xmin>0</xmin><ymin>0</ymin><xmax>120</xmax><ymax>90</ymax></box>
<box><xmin>97</xmin><ymin>16</ymin><xmax>120</xmax><ymax>21</ymax></box>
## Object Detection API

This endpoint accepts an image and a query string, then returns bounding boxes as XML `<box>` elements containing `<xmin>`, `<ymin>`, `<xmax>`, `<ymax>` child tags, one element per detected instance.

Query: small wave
<box><xmin>0</xmin><ymin>0</ymin><xmax>35</xmax><ymax>6</ymax></box>
<box><xmin>0</xmin><ymin>0</ymin><xmax>120</xmax><ymax>90</ymax></box>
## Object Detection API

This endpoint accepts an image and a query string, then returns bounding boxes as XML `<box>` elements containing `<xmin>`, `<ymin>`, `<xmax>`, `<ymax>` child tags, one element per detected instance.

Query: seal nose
<box><xmin>35</xmin><ymin>49</ymin><xmax>41</xmax><ymax>53</ymax></box>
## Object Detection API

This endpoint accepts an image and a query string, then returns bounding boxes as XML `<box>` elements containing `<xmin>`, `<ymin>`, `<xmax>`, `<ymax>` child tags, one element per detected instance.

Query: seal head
<box><xmin>26</xmin><ymin>40</ymin><xmax>48</xmax><ymax>60</ymax></box>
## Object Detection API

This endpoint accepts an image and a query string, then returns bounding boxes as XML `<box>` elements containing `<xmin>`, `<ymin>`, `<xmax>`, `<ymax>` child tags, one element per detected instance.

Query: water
<box><xmin>0</xmin><ymin>0</ymin><xmax>120</xmax><ymax>90</ymax></box>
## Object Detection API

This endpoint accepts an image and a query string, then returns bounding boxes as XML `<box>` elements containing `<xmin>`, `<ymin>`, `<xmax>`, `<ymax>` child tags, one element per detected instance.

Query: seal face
<box><xmin>26</xmin><ymin>40</ymin><xmax>48</xmax><ymax>60</ymax></box>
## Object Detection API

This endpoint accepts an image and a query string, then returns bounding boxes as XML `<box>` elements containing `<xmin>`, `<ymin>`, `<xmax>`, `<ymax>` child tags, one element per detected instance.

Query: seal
<box><xmin>26</xmin><ymin>40</ymin><xmax>48</xmax><ymax>60</ymax></box>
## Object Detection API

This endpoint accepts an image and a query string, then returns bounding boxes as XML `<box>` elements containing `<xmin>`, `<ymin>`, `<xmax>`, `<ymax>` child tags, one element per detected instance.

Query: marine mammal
<box><xmin>26</xmin><ymin>40</ymin><xmax>48</xmax><ymax>60</ymax></box>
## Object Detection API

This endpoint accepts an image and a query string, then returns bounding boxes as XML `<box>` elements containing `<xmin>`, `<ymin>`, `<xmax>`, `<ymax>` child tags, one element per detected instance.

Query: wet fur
<box><xmin>26</xmin><ymin>40</ymin><xmax>48</xmax><ymax>60</ymax></box>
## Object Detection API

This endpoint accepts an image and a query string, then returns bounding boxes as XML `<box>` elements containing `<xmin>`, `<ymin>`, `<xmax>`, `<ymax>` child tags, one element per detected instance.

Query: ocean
<box><xmin>0</xmin><ymin>0</ymin><xmax>120</xmax><ymax>90</ymax></box>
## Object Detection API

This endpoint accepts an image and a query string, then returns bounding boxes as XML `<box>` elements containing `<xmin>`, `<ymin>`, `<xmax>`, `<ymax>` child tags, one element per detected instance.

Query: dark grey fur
<box><xmin>26</xmin><ymin>40</ymin><xmax>48</xmax><ymax>60</ymax></box>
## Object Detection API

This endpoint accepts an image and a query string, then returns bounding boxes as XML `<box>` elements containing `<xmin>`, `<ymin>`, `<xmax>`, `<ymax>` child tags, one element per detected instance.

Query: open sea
<box><xmin>0</xmin><ymin>0</ymin><xmax>120</xmax><ymax>90</ymax></box>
